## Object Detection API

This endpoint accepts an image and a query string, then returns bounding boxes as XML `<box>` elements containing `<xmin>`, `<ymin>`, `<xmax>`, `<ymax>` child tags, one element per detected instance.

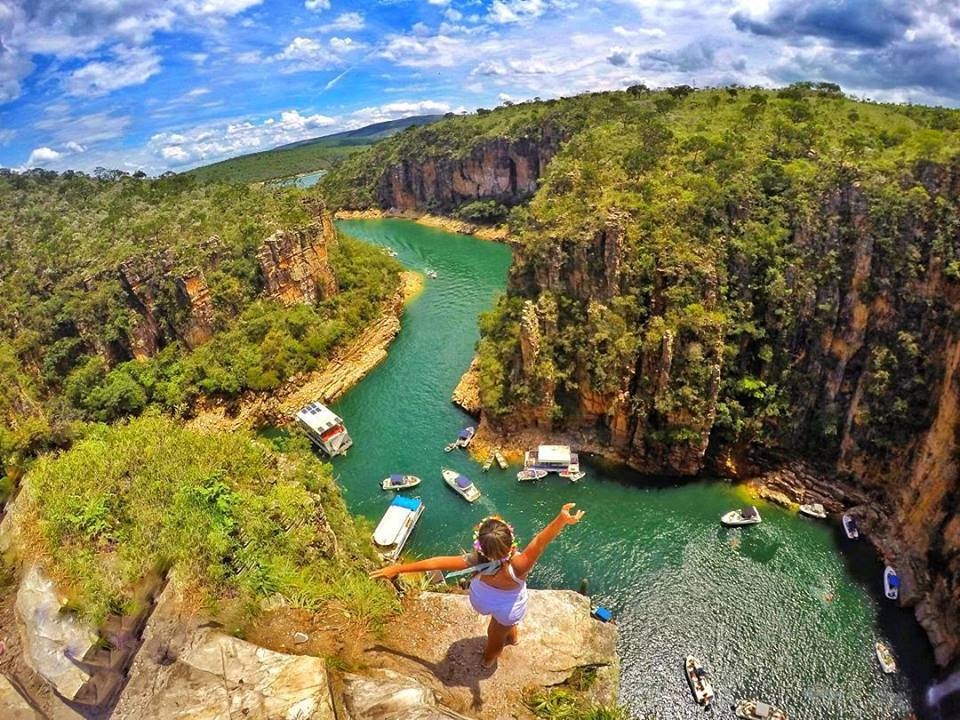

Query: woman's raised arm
<box><xmin>512</xmin><ymin>503</ymin><xmax>585</xmax><ymax>577</ymax></box>
<box><xmin>370</xmin><ymin>555</ymin><xmax>470</xmax><ymax>580</ymax></box>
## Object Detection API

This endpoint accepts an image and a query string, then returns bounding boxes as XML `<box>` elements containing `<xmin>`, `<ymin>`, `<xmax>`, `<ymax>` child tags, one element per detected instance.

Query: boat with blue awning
<box><xmin>372</xmin><ymin>495</ymin><xmax>424</xmax><ymax>561</ymax></box>
<box><xmin>441</xmin><ymin>467</ymin><xmax>481</xmax><ymax>502</ymax></box>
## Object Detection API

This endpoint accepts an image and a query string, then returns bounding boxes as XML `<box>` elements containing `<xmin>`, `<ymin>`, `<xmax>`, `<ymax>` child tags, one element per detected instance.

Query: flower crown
<box><xmin>473</xmin><ymin>515</ymin><xmax>518</xmax><ymax>561</ymax></box>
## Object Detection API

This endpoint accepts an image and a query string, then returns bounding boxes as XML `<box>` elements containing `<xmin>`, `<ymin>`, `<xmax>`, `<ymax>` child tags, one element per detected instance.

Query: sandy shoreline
<box><xmin>335</xmin><ymin>208</ymin><xmax>509</xmax><ymax>242</ymax></box>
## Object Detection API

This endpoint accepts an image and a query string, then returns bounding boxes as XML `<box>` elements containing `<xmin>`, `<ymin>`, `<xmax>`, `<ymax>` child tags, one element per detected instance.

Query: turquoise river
<box><xmin>327</xmin><ymin>219</ymin><xmax>937</xmax><ymax>720</ymax></box>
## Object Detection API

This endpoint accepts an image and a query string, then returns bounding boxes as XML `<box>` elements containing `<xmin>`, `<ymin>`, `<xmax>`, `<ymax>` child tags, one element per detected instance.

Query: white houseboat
<box><xmin>295</xmin><ymin>401</ymin><xmax>353</xmax><ymax>456</ymax></box>
<box><xmin>523</xmin><ymin>444</ymin><xmax>580</xmax><ymax>474</ymax></box>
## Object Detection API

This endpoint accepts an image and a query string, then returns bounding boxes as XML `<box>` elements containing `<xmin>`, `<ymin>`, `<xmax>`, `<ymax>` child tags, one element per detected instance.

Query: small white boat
<box><xmin>386</xmin><ymin>248</ymin><xmax>398</xmax><ymax>258</ymax></box>
<box><xmin>456</xmin><ymin>426</ymin><xmax>476</xmax><ymax>448</ymax></box>
<box><xmin>884</xmin><ymin>566</ymin><xmax>900</xmax><ymax>600</ymax></box>
<box><xmin>482</xmin><ymin>454</ymin><xmax>494</xmax><ymax>472</ymax></box>
<box><xmin>799</xmin><ymin>503</ymin><xmax>827</xmax><ymax>519</ymax></box>
<box><xmin>684</xmin><ymin>656</ymin><xmax>715</xmax><ymax>707</ymax></box>
<box><xmin>517</xmin><ymin>468</ymin><xmax>548</xmax><ymax>482</ymax></box>
<box><xmin>559</xmin><ymin>469</ymin><xmax>585</xmax><ymax>482</ymax></box>
<box><xmin>875</xmin><ymin>641</ymin><xmax>897</xmax><ymax>674</ymax></box>
<box><xmin>425</xmin><ymin>269</ymin><xmax>438</xmax><ymax>279</ymax></box>
<box><xmin>372</xmin><ymin>495</ymin><xmax>424</xmax><ymax>561</ymax></box>
<box><xmin>721</xmin><ymin>506</ymin><xmax>762</xmax><ymax>527</ymax></box>
<box><xmin>842</xmin><ymin>514</ymin><xmax>859</xmax><ymax>539</ymax></box>
<box><xmin>381</xmin><ymin>474</ymin><xmax>421</xmax><ymax>491</ymax></box>
<box><xmin>442</xmin><ymin>468</ymin><xmax>480</xmax><ymax>502</ymax></box>
<box><xmin>494</xmin><ymin>447</ymin><xmax>507</xmax><ymax>469</ymax></box>
<box><xmin>443</xmin><ymin>441</ymin><xmax>457</xmax><ymax>453</ymax></box>
<box><xmin>734</xmin><ymin>699</ymin><xmax>788</xmax><ymax>720</ymax></box>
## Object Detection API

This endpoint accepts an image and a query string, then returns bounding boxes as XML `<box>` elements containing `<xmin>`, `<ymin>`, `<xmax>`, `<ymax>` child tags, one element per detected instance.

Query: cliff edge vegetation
<box><xmin>0</xmin><ymin>170</ymin><xmax>401</xmax><ymax>481</ymax></box>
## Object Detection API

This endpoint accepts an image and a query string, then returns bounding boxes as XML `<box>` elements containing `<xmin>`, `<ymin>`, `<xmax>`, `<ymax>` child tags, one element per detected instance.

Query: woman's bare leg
<box><xmin>506</xmin><ymin>624</ymin><xmax>519</xmax><ymax>645</ymax></box>
<box><xmin>483</xmin><ymin>618</ymin><xmax>510</xmax><ymax>667</ymax></box>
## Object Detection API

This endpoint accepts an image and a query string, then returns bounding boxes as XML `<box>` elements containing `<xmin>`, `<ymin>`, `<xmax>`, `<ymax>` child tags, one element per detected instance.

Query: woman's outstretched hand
<box><xmin>559</xmin><ymin>502</ymin><xmax>585</xmax><ymax>525</ymax></box>
<box><xmin>370</xmin><ymin>565</ymin><xmax>401</xmax><ymax>580</ymax></box>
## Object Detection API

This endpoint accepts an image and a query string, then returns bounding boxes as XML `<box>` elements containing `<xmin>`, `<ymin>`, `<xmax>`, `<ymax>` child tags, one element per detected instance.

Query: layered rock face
<box><xmin>376</xmin><ymin>133</ymin><xmax>563</xmax><ymax>213</ymax></box>
<box><xmin>485</xmin><ymin>156</ymin><xmax>960</xmax><ymax>663</ymax></box>
<box><xmin>257</xmin><ymin>221</ymin><xmax>338</xmax><ymax>306</ymax></box>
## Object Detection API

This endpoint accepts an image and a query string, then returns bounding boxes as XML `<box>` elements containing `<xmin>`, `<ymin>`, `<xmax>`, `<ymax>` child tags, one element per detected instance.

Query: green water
<box><xmin>329</xmin><ymin>219</ymin><xmax>936</xmax><ymax>720</ymax></box>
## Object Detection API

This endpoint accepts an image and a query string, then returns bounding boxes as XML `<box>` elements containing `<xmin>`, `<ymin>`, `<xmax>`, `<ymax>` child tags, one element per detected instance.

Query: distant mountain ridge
<box><xmin>185</xmin><ymin>114</ymin><xmax>442</xmax><ymax>184</ymax></box>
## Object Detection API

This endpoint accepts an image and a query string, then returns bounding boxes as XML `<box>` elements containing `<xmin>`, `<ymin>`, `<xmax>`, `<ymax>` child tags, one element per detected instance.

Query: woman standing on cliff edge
<box><xmin>371</xmin><ymin>503</ymin><xmax>585</xmax><ymax>667</ymax></box>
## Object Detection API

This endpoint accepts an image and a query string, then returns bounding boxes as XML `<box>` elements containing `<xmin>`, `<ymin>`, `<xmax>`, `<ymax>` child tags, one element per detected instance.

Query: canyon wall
<box><xmin>488</xmin><ymin>160</ymin><xmax>960</xmax><ymax>665</ymax></box>
<box><xmin>375</xmin><ymin>132</ymin><xmax>564</xmax><ymax>213</ymax></box>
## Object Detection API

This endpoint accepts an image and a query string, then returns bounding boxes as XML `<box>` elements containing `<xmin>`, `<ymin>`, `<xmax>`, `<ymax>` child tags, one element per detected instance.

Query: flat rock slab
<box><xmin>368</xmin><ymin>590</ymin><xmax>617</xmax><ymax>719</ymax></box>
<box><xmin>0</xmin><ymin>674</ymin><xmax>43</xmax><ymax>720</ymax></box>
<box><xmin>15</xmin><ymin>565</ymin><xmax>97</xmax><ymax>700</ymax></box>
<box><xmin>342</xmin><ymin>668</ymin><xmax>456</xmax><ymax>720</ymax></box>
<box><xmin>113</xmin><ymin>583</ymin><xmax>334</xmax><ymax>720</ymax></box>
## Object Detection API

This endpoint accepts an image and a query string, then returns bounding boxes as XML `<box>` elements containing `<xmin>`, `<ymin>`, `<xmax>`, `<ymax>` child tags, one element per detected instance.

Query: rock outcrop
<box><xmin>0</xmin><ymin>675</ymin><xmax>42</xmax><ymax>720</ymax></box>
<box><xmin>113</xmin><ymin>584</ymin><xmax>335</xmax><ymax>720</ymax></box>
<box><xmin>14</xmin><ymin>565</ymin><xmax>98</xmax><ymax>701</ymax></box>
<box><xmin>366</xmin><ymin>590</ymin><xmax>617</xmax><ymax>719</ymax></box>
<box><xmin>342</xmin><ymin>669</ymin><xmax>459</xmax><ymax>720</ymax></box>
<box><xmin>451</xmin><ymin>357</ymin><xmax>481</xmax><ymax>416</ymax></box>
<box><xmin>377</xmin><ymin>133</ymin><xmax>564</xmax><ymax>213</ymax></box>
<box><xmin>258</xmin><ymin>221</ymin><xmax>338</xmax><ymax>307</ymax></box>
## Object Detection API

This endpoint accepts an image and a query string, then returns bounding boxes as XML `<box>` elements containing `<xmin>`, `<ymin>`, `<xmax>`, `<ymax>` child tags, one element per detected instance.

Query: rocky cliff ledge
<box><xmin>1</xmin><ymin>568</ymin><xmax>616</xmax><ymax>720</ymax></box>
<box><xmin>257</xmin><ymin>220</ymin><xmax>339</xmax><ymax>306</ymax></box>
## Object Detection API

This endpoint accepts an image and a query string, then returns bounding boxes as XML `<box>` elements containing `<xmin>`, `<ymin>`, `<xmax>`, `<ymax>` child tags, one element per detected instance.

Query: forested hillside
<box><xmin>319</xmin><ymin>83</ymin><xmax>960</xmax><ymax>665</ymax></box>
<box><xmin>0</xmin><ymin>170</ymin><xmax>400</xmax><ymax>489</ymax></box>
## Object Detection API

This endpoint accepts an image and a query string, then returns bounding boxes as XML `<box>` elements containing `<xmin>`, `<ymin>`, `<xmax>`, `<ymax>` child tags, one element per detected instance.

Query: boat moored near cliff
<box><xmin>876</xmin><ymin>641</ymin><xmax>897</xmax><ymax>674</ymax></box>
<box><xmin>798</xmin><ymin>503</ymin><xmax>827</xmax><ymax>519</ymax></box>
<box><xmin>842</xmin><ymin>514</ymin><xmax>859</xmax><ymax>539</ymax></box>
<box><xmin>684</xmin><ymin>656</ymin><xmax>715</xmax><ymax>707</ymax></box>
<box><xmin>296</xmin><ymin>401</ymin><xmax>353</xmax><ymax>456</ymax></box>
<box><xmin>884</xmin><ymin>567</ymin><xmax>900</xmax><ymax>600</ymax></box>
<box><xmin>524</xmin><ymin>444</ymin><xmax>580</xmax><ymax>474</ymax></box>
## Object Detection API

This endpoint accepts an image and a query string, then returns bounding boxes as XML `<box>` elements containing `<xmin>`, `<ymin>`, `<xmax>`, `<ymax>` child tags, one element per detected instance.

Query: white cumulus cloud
<box><xmin>65</xmin><ymin>46</ymin><xmax>161</xmax><ymax>97</ymax></box>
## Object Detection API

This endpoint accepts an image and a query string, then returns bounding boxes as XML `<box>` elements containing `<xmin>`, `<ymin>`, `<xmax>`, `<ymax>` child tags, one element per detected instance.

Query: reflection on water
<box><xmin>326</xmin><ymin>219</ymin><xmax>938</xmax><ymax>719</ymax></box>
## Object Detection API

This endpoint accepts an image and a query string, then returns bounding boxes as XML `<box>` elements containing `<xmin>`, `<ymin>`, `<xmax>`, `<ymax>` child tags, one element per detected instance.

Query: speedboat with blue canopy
<box><xmin>456</xmin><ymin>426</ymin><xmax>476</xmax><ymax>448</ymax></box>
<box><xmin>884</xmin><ymin>566</ymin><xmax>900</xmax><ymax>600</ymax></box>
<box><xmin>380</xmin><ymin>474</ymin><xmax>421</xmax><ymax>491</ymax></box>
<box><xmin>372</xmin><ymin>495</ymin><xmax>424</xmax><ymax>561</ymax></box>
<box><xmin>441</xmin><ymin>467</ymin><xmax>480</xmax><ymax>502</ymax></box>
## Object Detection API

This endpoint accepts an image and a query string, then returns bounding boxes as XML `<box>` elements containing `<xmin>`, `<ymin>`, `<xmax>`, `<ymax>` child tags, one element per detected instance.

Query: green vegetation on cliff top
<box><xmin>21</xmin><ymin>413</ymin><xmax>396</xmax><ymax>626</ymax></box>
<box><xmin>321</xmin><ymin>83</ymin><xmax>960</xmax><ymax>465</ymax></box>
<box><xmin>0</xmin><ymin>170</ymin><xmax>400</xmax><ymax>478</ymax></box>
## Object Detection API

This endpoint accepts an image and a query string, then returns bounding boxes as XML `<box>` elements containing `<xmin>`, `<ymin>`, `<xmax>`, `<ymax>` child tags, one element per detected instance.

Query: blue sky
<box><xmin>2</xmin><ymin>0</ymin><xmax>959</xmax><ymax>174</ymax></box>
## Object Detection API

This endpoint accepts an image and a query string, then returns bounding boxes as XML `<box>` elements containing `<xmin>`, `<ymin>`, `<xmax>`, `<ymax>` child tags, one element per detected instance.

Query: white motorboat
<box><xmin>559</xmin><ymin>469</ymin><xmax>586</xmax><ymax>482</ymax></box>
<box><xmin>372</xmin><ymin>495</ymin><xmax>424</xmax><ymax>561</ymax></box>
<box><xmin>442</xmin><ymin>468</ymin><xmax>480</xmax><ymax>502</ymax></box>
<box><xmin>799</xmin><ymin>503</ymin><xmax>827</xmax><ymax>519</ymax></box>
<box><xmin>381</xmin><ymin>474</ymin><xmax>421</xmax><ymax>491</ymax></box>
<box><xmin>721</xmin><ymin>506</ymin><xmax>762</xmax><ymax>527</ymax></box>
<box><xmin>425</xmin><ymin>269</ymin><xmax>438</xmax><ymax>279</ymax></box>
<box><xmin>684</xmin><ymin>656</ymin><xmax>715</xmax><ymax>707</ymax></box>
<box><xmin>875</xmin><ymin>641</ymin><xmax>897</xmax><ymax>674</ymax></box>
<box><xmin>456</xmin><ymin>426</ymin><xmax>476</xmax><ymax>448</ymax></box>
<box><xmin>517</xmin><ymin>468</ymin><xmax>548</xmax><ymax>482</ymax></box>
<box><xmin>734</xmin><ymin>699</ymin><xmax>788</xmax><ymax>720</ymax></box>
<box><xmin>494</xmin><ymin>447</ymin><xmax>507</xmax><ymax>469</ymax></box>
<box><xmin>884</xmin><ymin>566</ymin><xmax>900</xmax><ymax>600</ymax></box>
<box><xmin>842</xmin><ymin>514</ymin><xmax>859</xmax><ymax>539</ymax></box>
